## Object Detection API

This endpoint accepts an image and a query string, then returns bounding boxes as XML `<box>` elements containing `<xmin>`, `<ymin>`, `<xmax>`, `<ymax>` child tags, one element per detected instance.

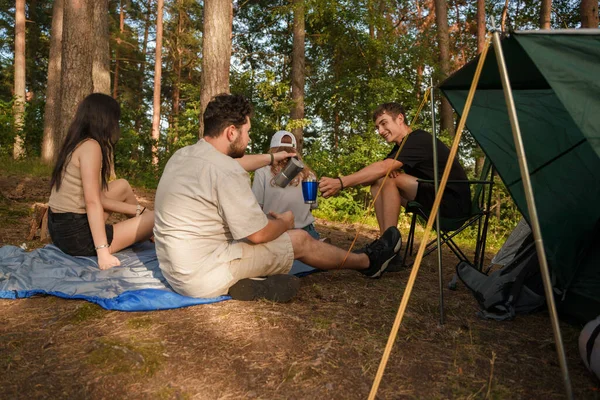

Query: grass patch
<box><xmin>0</xmin><ymin>156</ymin><xmax>53</xmax><ymax>177</ymax></box>
<box><xmin>127</xmin><ymin>317</ymin><xmax>154</xmax><ymax>329</ymax></box>
<box><xmin>87</xmin><ymin>338</ymin><xmax>164</xmax><ymax>377</ymax></box>
<box><xmin>70</xmin><ymin>303</ymin><xmax>106</xmax><ymax>324</ymax></box>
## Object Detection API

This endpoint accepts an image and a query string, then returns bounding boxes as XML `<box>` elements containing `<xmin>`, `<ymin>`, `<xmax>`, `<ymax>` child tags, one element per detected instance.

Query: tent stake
<box><xmin>491</xmin><ymin>29</ymin><xmax>573</xmax><ymax>400</ymax></box>
<box><xmin>429</xmin><ymin>79</ymin><xmax>444</xmax><ymax>326</ymax></box>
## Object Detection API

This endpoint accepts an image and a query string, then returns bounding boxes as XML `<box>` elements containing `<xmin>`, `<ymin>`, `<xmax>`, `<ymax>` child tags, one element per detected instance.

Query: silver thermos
<box><xmin>272</xmin><ymin>157</ymin><xmax>305</xmax><ymax>188</ymax></box>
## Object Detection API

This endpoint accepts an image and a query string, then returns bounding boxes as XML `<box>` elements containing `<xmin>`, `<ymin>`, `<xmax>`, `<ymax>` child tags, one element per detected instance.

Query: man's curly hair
<box><xmin>203</xmin><ymin>94</ymin><xmax>254</xmax><ymax>138</ymax></box>
<box><xmin>372</xmin><ymin>102</ymin><xmax>407</xmax><ymax>123</ymax></box>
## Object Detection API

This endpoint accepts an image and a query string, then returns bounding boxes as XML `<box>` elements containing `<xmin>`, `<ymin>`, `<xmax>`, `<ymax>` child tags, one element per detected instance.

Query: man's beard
<box><xmin>228</xmin><ymin>134</ymin><xmax>246</xmax><ymax>159</ymax></box>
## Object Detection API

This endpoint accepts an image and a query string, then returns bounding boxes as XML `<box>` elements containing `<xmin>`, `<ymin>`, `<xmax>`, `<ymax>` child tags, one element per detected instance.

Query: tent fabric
<box><xmin>0</xmin><ymin>242</ymin><xmax>316</xmax><ymax>311</ymax></box>
<box><xmin>440</xmin><ymin>31</ymin><xmax>600</xmax><ymax>322</ymax></box>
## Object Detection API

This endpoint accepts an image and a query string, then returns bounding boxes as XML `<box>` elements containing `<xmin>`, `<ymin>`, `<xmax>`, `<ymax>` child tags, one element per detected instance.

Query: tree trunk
<box><xmin>500</xmin><ymin>0</ymin><xmax>509</xmax><ymax>31</ymax></box>
<box><xmin>113</xmin><ymin>0</ymin><xmax>125</xmax><ymax>98</ymax></box>
<box><xmin>92</xmin><ymin>0</ymin><xmax>110</xmax><ymax>94</ymax></box>
<box><xmin>42</xmin><ymin>0</ymin><xmax>64</xmax><ymax>164</ymax></box>
<box><xmin>173</xmin><ymin>0</ymin><xmax>183</xmax><ymax>121</ymax></box>
<box><xmin>58</xmin><ymin>0</ymin><xmax>110</xmax><ymax>149</ymax></box>
<box><xmin>540</xmin><ymin>0</ymin><xmax>552</xmax><ymax>29</ymax></box>
<box><xmin>151</xmin><ymin>0</ymin><xmax>164</xmax><ymax>165</ymax></box>
<box><xmin>581</xmin><ymin>0</ymin><xmax>599</xmax><ymax>28</ymax></box>
<box><xmin>134</xmin><ymin>0</ymin><xmax>152</xmax><ymax>133</ymax></box>
<box><xmin>13</xmin><ymin>0</ymin><xmax>26</xmax><ymax>159</ymax></box>
<box><xmin>290</xmin><ymin>0</ymin><xmax>305</xmax><ymax>154</ymax></box>
<box><xmin>199</xmin><ymin>0</ymin><xmax>232</xmax><ymax>137</ymax></box>
<box><xmin>26</xmin><ymin>0</ymin><xmax>40</xmax><ymax>95</ymax></box>
<box><xmin>433</xmin><ymin>0</ymin><xmax>454</xmax><ymax>137</ymax></box>
<box><xmin>476</xmin><ymin>0</ymin><xmax>485</xmax><ymax>53</ymax></box>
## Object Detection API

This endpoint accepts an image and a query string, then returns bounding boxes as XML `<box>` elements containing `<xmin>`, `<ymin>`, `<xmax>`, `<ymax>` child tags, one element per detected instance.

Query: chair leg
<box><xmin>404</xmin><ymin>213</ymin><xmax>417</xmax><ymax>265</ymax></box>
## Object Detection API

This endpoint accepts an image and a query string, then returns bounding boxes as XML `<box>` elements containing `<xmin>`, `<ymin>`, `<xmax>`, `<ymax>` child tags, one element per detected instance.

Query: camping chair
<box><xmin>403</xmin><ymin>158</ymin><xmax>494</xmax><ymax>273</ymax></box>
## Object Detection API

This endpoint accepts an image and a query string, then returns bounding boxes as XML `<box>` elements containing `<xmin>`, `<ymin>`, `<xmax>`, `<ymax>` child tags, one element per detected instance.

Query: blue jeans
<box><xmin>302</xmin><ymin>223</ymin><xmax>320</xmax><ymax>240</ymax></box>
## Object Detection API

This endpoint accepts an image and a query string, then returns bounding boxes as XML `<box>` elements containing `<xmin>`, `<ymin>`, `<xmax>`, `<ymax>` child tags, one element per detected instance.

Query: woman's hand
<box><xmin>272</xmin><ymin>150</ymin><xmax>296</xmax><ymax>164</ymax></box>
<box><xmin>97</xmin><ymin>249</ymin><xmax>121</xmax><ymax>270</ymax></box>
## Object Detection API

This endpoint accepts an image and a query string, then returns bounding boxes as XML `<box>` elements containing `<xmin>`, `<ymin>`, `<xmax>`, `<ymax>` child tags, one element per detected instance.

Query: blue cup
<box><xmin>302</xmin><ymin>178</ymin><xmax>318</xmax><ymax>204</ymax></box>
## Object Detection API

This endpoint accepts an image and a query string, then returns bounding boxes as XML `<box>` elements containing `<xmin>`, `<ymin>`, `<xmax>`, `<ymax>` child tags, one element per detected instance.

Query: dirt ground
<box><xmin>0</xmin><ymin>173</ymin><xmax>598</xmax><ymax>399</ymax></box>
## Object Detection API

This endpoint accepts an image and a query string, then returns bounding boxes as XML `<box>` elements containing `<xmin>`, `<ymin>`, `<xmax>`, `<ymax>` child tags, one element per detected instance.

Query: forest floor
<box><xmin>0</xmin><ymin>171</ymin><xmax>598</xmax><ymax>399</ymax></box>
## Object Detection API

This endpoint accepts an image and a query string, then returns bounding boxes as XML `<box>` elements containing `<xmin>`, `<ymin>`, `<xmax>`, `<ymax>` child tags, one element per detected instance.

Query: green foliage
<box><xmin>0</xmin><ymin>98</ymin><xmax>14</xmax><ymax>157</ymax></box>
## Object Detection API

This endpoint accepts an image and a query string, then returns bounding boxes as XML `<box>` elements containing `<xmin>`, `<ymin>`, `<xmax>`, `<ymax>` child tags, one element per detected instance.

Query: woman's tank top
<box><xmin>48</xmin><ymin>139</ymin><xmax>101</xmax><ymax>214</ymax></box>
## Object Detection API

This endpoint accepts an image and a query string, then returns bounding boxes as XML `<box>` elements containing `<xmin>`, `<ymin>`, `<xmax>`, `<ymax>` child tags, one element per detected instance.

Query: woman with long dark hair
<box><xmin>48</xmin><ymin>93</ymin><xmax>154</xmax><ymax>270</ymax></box>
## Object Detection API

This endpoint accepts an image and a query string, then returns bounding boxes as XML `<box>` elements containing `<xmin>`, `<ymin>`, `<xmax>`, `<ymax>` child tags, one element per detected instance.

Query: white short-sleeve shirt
<box><xmin>154</xmin><ymin>139</ymin><xmax>270</xmax><ymax>296</ymax></box>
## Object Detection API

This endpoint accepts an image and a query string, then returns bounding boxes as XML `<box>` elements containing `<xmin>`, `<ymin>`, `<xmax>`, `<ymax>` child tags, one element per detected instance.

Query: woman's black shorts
<box><xmin>48</xmin><ymin>209</ymin><xmax>114</xmax><ymax>256</ymax></box>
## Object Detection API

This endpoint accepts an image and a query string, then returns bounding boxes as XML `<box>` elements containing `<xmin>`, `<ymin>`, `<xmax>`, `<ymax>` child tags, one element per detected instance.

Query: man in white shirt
<box><xmin>154</xmin><ymin>94</ymin><xmax>401</xmax><ymax>302</ymax></box>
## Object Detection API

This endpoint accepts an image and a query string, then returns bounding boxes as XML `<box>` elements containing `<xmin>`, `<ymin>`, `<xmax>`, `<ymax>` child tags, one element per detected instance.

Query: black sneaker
<box><xmin>228</xmin><ymin>275</ymin><xmax>300</xmax><ymax>303</ymax></box>
<box><xmin>385</xmin><ymin>253</ymin><xmax>405</xmax><ymax>272</ymax></box>
<box><xmin>361</xmin><ymin>227</ymin><xmax>402</xmax><ymax>278</ymax></box>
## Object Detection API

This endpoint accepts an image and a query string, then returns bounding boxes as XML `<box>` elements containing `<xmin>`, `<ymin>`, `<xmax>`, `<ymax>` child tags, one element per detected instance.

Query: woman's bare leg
<box><xmin>109</xmin><ymin>210</ymin><xmax>155</xmax><ymax>253</ymax></box>
<box><xmin>103</xmin><ymin>179</ymin><xmax>139</xmax><ymax>219</ymax></box>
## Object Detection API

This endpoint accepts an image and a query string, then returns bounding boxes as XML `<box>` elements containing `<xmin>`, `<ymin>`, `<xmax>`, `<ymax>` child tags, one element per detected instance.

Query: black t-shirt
<box><xmin>385</xmin><ymin>129</ymin><xmax>471</xmax><ymax>218</ymax></box>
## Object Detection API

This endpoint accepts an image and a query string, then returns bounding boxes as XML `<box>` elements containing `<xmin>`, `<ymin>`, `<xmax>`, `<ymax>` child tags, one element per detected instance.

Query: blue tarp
<box><xmin>0</xmin><ymin>241</ymin><xmax>316</xmax><ymax>311</ymax></box>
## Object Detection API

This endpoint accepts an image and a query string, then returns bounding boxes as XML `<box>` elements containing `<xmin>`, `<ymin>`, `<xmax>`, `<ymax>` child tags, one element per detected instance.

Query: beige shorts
<box><xmin>160</xmin><ymin>233</ymin><xmax>295</xmax><ymax>298</ymax></box>
<box><xmin>227</xmin><ymin>232</ymin><xmax>294</xmax><ymax>285</ymax></box>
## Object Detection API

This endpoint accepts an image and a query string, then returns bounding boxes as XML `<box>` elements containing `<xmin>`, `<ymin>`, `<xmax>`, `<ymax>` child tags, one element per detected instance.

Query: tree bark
<box><xmin>540</xmin><ymin>0</ymin><xmax>552</xmax><ymax>29</ymax></box>
<box><xmin>199</xmin><ymin>0</ymin><xmax>232</xmax><ymax>137</ymax></box>
<box><xmin>92</xmin><ymin>0</ymin><xmax>110</xmax><ymax>94</ymax></box>
<box><xmin>113</xmin><ymin>0</ymin><xmax>125</xmax><ymax>98</ymax></box>
<box><xmin>57</xmin><ymin>0</ymin><xmax>110</xmax><ymax>151</ymax></box>
<box><xmin>580</xmin><ymin>0</ymin><xmax>599</xmax><ymax>28</ymax></box>
<box><xmin>433</xmin><ymin>0</ymin><xmax>454</xmax><ymax>137</ymax></box>
<box><xmin>134</xmin><ymin>0</ymin><xmax>152</xmax><ymax>133</ymax></box>
<box><xmin>290</xmin><ymin>0</ymin><xmax>305</xmax><ymax>153</ymax></box>
<box><xmin>151</xmin><ymin>0</ymin><xmax>164</xmax><ymax>165</ymax></box>
<box><xmin>500</xmin><ymin>0</ymin><xmax>509</xmax><ymax>31</ymax></box>
<box><xmin>13</xmin><ymin>0</ymin><xmax>26</xmax><ymax>159</ymax></box>
<box><xmin>476</xmin><ymin>0</ymin><xmax>485</xmax><ymax>53</ymax></box>
<box><xmin>42</xmin><ymin>0</ymin><xmax>64</xmax><ymax>164</ymax></box>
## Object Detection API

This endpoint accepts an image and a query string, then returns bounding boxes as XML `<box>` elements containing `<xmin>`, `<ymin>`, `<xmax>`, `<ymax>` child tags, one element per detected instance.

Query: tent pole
<box><xmin>491</xmin><ymin>29</ymin><xmax>573</xmax><ymax>400</ymax></box>
<box><xmin>430</xmin><ymin>79</ymin><xmax>444</xmax><ymax>325</ymax></box>
<box><xmin>368</xmin><ymin>37</ymin><xmax>491</xmax><ymax>400</ymax></box>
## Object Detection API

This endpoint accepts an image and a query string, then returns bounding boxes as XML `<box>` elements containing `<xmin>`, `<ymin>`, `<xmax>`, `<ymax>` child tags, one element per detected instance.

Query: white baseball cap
<box><xmin>270</xmin><ymin>130</ymin><xmax>297</xmax><ymax>149</ymax></box>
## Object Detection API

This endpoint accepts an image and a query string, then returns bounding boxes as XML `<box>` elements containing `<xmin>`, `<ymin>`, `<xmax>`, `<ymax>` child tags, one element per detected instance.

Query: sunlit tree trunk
<box><xmin>151</xmin><ymin>0</ymin><xmax>164</xmax><ymax>165</ymax></box>
<box><xmin>135</xmin><ymin>0</ymin><xmax>152</xmax><ymax>133</ymax></box>
<box><xmin>42</xmin><ymin>0</ymin><xmax>64</xmax><ymax>164</ymax></box>
<box><xmin>540</xmin><ymin>0</ymin><xmax>551</xmax><ymax>29</ymax></box>
<box><xmin>59</xmin><ymin>0</ymin><xmax>94</xmax><ymax>147</ymax></box>
<box><xmin>13</xmin><ymin>0</ymin><xmax>26</xmax><ymax>159</ymax></box>
<box><xmin>199</xmin><ymin>0</ymin><xmax>232</xmax><ymax>137</ymax></box>
<box><xmin>500</xmin><ymin>0</ymin><xmax>509</xmax><ymax>31</ymax></box>
<box><xmin>580</xmin><ymin>0</ymin><xmax>599</xmax><ymax>28</ymax></box>
<box><xmin>92</xmin><ymin>0</ymin><xmax>110</xmax><ymax>94</ymax></box>
<box><xmin>59</xmin><ymin>0</ymin><xmax>110</xmax><ymax>149</ymax></box>
<box><xmin>290</xmin><ymin>0</ymin><xmax>305</xmax><ymax>153</ymax></box>
<box><xmin>433</xmin><ymin>0</ymin><xmax>454</xmax><ymax>136</ymax></box>
<box><xmin>113</xmin><ymin>0</ymin><xmax>125</xmax><ymax>98</ymax></box>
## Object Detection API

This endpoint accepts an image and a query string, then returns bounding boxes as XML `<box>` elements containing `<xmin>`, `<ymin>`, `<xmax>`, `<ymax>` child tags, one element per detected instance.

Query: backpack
<box><xmin>456</xmin><ymin>234</ymin><xmax>546</xmax><ymax>321</ymax></box>
<box><xmin>579</xmin><ymin>315</ymin><xmax>600</xmax><ymax>380</ymax></box>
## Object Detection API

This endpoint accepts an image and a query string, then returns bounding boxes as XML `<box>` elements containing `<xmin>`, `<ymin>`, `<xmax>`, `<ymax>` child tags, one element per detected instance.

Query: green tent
<box><xmin>440</xmin><ymin>30</ymin><xmax>600</xmax><ymax>323</ymax></box>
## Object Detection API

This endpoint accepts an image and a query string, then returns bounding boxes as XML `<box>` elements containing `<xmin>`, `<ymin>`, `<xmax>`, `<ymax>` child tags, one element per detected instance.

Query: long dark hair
<box><xmin>50</xmin><ymin>93</ymin><xmax>121</xmax><ymax>191</ymax></box>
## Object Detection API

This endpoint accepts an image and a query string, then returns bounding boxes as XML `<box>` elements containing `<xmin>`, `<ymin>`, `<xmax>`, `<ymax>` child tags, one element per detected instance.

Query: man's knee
<box><xmin>287</xmin><ymin>229</ymin><xmax>314</xmax><ymax>258</ymax></box>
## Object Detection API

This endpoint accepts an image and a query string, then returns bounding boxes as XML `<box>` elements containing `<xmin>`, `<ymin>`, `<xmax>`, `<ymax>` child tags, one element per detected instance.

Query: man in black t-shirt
<box><xmin>320</xmin><ymin>102</ymin><xmax>471</xmax><ymax>236</ymax></box>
